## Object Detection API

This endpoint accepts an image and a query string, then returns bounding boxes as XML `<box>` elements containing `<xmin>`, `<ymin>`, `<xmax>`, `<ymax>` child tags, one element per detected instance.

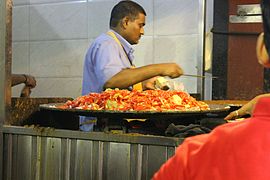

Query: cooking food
<box><xmin>63</xmin><ymin>89</ymin><xmax>209</xmax><ymax>112</ymax></box>
<box><xmin>155</xmin><ymin>77</ymin><xmax>170</xmax><ymax>90</ymax></box>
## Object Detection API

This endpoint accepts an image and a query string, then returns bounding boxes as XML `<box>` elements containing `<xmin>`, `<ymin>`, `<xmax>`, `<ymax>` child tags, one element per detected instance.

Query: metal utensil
<box><xmin>182</xmin><ymin>74</ymin><xmax>218</xmax><ymax>79</ymax></box>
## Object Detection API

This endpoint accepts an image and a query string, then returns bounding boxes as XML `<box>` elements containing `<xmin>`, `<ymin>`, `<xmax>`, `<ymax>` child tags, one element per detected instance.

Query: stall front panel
<box><xmin>2</xmin><ymin>126</ymin><xmax>181</xmax><ymax>180</ymax></box>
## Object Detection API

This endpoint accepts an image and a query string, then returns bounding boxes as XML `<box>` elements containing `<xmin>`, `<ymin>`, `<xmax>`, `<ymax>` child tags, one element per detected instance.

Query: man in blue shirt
<box><xmin>81</xmin><ymin>0</ymin><xmax>183</xmax><ymax>131</ymax></box>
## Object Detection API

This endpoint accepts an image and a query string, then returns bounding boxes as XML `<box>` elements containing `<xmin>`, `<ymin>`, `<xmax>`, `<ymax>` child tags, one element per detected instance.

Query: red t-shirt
<box><xmin>153</xmin><ymin>97</ymin><xmax>270</xmax><ymax>180</ymax></box>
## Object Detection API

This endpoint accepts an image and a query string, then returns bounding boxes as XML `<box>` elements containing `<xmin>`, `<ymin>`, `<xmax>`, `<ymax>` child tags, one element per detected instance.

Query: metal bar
<box><xmin>203</xmin><ymin>0</ymin><xmax>214</xmax><ymax>100</ymax></box>
<box><xmin>197</xmin><ymin>0</ymin><xmax>207</xmax><ymax>100</ymax></box>
<box><xmin>229</xmin><ymin>15</ymin><xmax>262</xmax><ymax>23</ymax></box>
<box><xmin>2</xmin><ymin>126</ymin><xmax>183</xmax><ymax>146</ymax></box>
<box><xmin>182</xmin><ymin>74</ymin><xmax>218</xmax><ymax>79</ymax></box>
<box><xmin>237</xmin><ymin>4</ymin><xmax>261</xmax><ymax>16</ymax></box>
<box><xmin>211</xmin><ymin>29</ymin><xmax>260</xmax><ymax>36</ymax></box>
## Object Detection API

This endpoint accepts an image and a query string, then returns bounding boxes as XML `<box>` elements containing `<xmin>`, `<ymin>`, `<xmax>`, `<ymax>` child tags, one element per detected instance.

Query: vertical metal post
<box><xmin>197</xmin><ymin>0</ymin><xmax>207</xmax><ymax>99</ymax></box>
<box><xmin>204</xmin><ymin>0</ymin><xmax>214</xmax><ymax>100</ymax></box>
<box><xmin>0</xmin><ymin>0</ymin><xmax>12</xmax><ymax>178</ymax></box>
<box><xmin>198</xmin><ymin>0</ymin><xmax>214</xmax><ymax>100</ymax></box>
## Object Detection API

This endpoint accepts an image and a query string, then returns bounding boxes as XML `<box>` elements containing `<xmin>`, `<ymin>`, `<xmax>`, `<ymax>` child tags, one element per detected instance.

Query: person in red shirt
<box><xmin>225</xmin><ymin>1</ymin><xmax>270</xmax><ymax>121</ymax></box>
<box><xmin>153</xmin><ymin>1</ymin><xmax>270</xmax><ymax>179</ymax></box>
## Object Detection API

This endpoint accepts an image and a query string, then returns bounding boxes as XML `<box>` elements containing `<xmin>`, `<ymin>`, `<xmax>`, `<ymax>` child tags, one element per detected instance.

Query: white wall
<box><xmin>12</xmin><ymin>0</ymin><xmax>204</xmax><ymax>98</ymax></box>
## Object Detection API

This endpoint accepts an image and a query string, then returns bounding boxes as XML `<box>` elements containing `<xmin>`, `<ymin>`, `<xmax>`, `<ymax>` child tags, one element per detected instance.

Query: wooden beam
<box><xmin>0</xmin><ymin>0</ymin><xmax>12</xmax><ymax>178</ymax></box>
<box><xmin>0</xmin><ymin>0</ymin><xmax>12</xmax><ymax>126</ymax></box>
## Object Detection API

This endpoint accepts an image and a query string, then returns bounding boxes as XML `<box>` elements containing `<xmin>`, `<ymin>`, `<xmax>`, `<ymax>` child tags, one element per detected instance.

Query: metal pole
<box><xmin>204</xmin><ymin>0</ymin><xmax>214</xmax><ymax>100</ymax></box>
<box><xmin>197</xmin><ymin>0</ymin><xmax>207</xmax><ymax>100</ymax></box>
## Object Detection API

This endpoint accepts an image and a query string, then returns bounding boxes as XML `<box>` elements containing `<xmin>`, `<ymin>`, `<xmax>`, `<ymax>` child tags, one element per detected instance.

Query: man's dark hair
<box><xmin>110</xmin><ymin>0</ymin><xmax>146</xmax><ymax>28</ymax></box>
<box><xmin>261</xmin><ymin>0</ymin><xmax>270</xmax><ymax>55</ymax></box>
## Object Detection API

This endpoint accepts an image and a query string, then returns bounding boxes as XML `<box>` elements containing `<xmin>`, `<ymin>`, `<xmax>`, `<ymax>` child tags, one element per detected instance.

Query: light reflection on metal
<box><xmin>230</xmin><ymin>4</ymin><xmax>262</xmax><ymax>23</ymax></box>
<box><xmin>203</xmin><ymin>0</ymin><xmax>214</xmax><ymax>100</ymax></box>
<box><xmin>229</xmin><ymin>15</ymin><xmax>262</xmax><ymax>23</ymax></box>
<box><xmin>237</xmin><ymin>4</ymin><xmax>261</xmax><ymax>16</ymax></box>
<box><xmin>198</xmin><ymin>0</ymin><xmax>207</xmax><ymax>99</ymax></box>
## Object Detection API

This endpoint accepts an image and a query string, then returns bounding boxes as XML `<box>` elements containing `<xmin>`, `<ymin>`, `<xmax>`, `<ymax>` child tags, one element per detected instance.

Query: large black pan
<box><xmin>39</xmin><ymin>103</ymin><xmax>230</xmax><ymax>119</ymax></box>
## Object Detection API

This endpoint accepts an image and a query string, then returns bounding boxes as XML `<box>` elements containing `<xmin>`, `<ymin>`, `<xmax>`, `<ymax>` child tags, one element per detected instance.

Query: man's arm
<box><xmin>104</xmin><ymin>63</ymin><xmax>183</xmax><ymax>89</ymax></box>
<box><xmin>12</xmin><ymin>74</ymin><xmax>36</xmax><ymax>88</ymax></box>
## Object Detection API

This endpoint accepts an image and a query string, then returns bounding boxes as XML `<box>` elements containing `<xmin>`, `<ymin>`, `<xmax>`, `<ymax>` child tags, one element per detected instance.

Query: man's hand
<box><xmin>161</xmin><ymin>63</ymin><xmax>183</xmax><ymax>78</ymax></box>
<box><xmin>224</xmin><ymin>105</ymin><xmax>251</xmax><ymax>120</ymax></box>
<box><xmin>25</xmin><ymin>75</ymin><xmax>36</xmax><ymax>88</ymax></box>
<box><xmin>142</xmin><ymin>76</ymin><xmax>159</xmax><ymax>90</ymax></box>
<box><xmin>224</xmin><ymin>94</ymin><xmax>270</xmax><ymax>120</ymax></box>
<box><xmin>20</xmin><ymin>85</ymin><xmax>31</xmax><ymax>97</ymax></box>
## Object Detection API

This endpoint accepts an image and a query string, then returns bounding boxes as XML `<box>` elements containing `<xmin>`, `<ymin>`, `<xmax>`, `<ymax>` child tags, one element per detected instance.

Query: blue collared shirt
<box><xmin>80</xmin><ymin>30</ymin><xmax>135</xmax><ymax>131</ymax></box>
<box><xmin>82</xmin><ymin>30</ymin><xmax>134</xmax><ymax>95</ymax></box>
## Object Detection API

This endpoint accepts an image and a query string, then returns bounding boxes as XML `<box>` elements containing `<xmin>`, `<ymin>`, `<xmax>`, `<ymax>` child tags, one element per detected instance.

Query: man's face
<box><xmin>125</xmin><ymin>13</ymin><xmax>145</xmax><ymax>45</ymax></box>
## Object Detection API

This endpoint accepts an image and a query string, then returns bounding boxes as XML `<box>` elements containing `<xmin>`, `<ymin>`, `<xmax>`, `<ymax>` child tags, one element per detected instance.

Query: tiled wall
<box><xmin>12</xmin><ymin>0</ymin><xmax>206</xmax><ymax>98</ymax></box>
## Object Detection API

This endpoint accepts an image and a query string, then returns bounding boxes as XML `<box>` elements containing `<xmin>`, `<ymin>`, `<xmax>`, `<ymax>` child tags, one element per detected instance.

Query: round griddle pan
<box><xmin>40</xmin><ymin>103</ymin><xmax>230</xmax><ymax>119</ymax></box>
